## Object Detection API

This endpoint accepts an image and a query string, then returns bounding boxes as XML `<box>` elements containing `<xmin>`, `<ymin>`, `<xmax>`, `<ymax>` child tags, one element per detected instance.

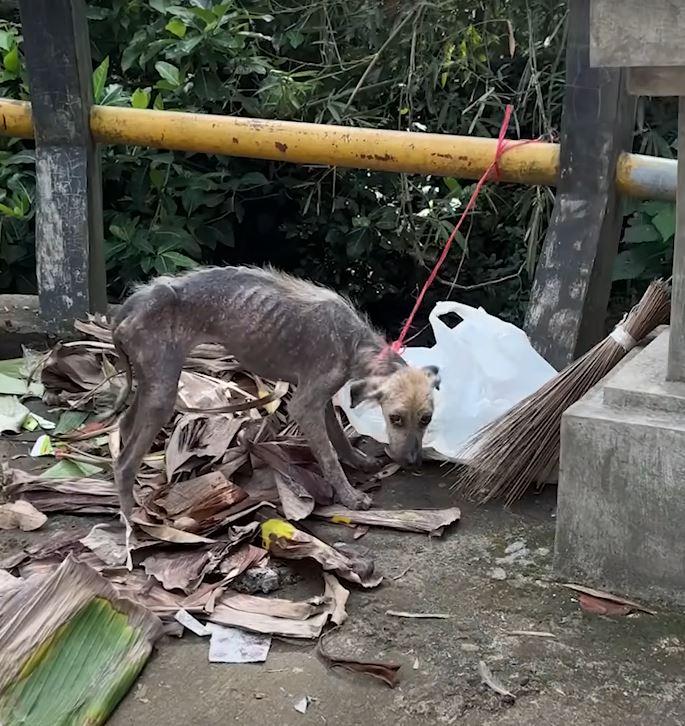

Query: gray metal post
<box><xmin>524</xmin><ymin>0</ymin><xmax>636</xmax><ymax>369</ymax></box>
<box><xmin>18</xmin><ymin>0</ymin><xmax>106</xmax><ymax>330</ymax></box>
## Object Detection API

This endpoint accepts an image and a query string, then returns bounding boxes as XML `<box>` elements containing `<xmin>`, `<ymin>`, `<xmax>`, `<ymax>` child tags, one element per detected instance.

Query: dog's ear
<box><xmin>349</xmin><ymin>378</ymin><xmax>384</xmax><ymax>408</ymax></box>
<box><xmin>422</xmin><ymin>365</ymin><xmax>441</xmax><ymax>391</ymax></box>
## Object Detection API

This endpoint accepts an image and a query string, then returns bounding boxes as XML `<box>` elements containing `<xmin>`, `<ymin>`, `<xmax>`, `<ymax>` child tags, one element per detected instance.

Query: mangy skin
<box><xmin>111</xmin><ymin>265</ymin><xmax>439</xmax><ymax>519</ymax></box>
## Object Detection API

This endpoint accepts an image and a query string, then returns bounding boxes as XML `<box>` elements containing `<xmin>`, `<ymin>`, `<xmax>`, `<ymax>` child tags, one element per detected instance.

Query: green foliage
<box><xmin>614</xmin><ymin>200</ymin><xmax>675</xmax><ymax>283</ymax></box>
<box><xmin>0</xmin><ymin>20</ymin><xmax>34</xmax><ymax>292</ymax></box>
<box><xmin>0</xmin><ymin>2</ymin><xmax>677</xmax><ymax>332</ymax></box>
<box><xmin>612</xmin><ymin>94</ymin><xmax>678</xmax><ymax>303</ymax></box>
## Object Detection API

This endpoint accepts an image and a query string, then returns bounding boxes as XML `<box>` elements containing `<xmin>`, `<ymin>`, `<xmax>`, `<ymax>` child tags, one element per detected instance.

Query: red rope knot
<box><xmin>490</xmin><ymin>104</ymin><xmax>513</xmax><ymax>182</ymax></box>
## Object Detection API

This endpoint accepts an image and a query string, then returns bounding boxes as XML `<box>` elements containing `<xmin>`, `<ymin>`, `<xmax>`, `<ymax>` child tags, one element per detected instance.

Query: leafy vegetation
<box><xmin>614</xmin><ymin>200</ymin><xmax>675</xmax><ymax>284</ymax></box>
<box><xmin>0</xmin><ymin>1</ymin><xmax>678</xmax><ymax>334</ymax></box>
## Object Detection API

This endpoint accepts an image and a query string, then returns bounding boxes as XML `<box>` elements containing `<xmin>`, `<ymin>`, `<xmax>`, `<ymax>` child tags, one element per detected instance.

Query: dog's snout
<box><xmin>406</xmin><ymin>441</ymin><xmax>422</xmax><ymax>467</ymax></box>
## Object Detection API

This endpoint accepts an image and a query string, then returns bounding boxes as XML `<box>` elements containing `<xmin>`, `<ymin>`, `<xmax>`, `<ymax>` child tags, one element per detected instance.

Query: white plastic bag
<box><xmin>336</xmin><ymin>301</ymin><xmax>556</xmax><ymax>462</ymax></box>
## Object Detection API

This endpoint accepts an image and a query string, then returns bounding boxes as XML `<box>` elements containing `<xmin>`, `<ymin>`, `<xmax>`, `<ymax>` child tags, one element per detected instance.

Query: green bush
<box><xmin>0</xmin><ymin>1</ymin><xmax>677</xmax><ymax>333</ymax></box>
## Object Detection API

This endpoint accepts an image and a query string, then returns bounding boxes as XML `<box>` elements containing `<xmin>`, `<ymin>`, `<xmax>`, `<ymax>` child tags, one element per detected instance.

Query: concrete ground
<box><xmin>2</xmin><ymin>445</ymin><xmax>685</xmax><ymax>726</ymax></box>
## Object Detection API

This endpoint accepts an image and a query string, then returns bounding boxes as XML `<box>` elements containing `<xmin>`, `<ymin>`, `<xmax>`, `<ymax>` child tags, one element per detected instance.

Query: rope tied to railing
<box><xmin>391</xmin><ymin>105</ymin><xmax>553</xmax><ymax>353</ymax></box>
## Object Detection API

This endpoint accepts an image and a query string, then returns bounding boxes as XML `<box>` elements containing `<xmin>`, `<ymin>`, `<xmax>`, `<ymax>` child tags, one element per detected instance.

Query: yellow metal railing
<box><xmin>0</xmin><ymin>98</ymin><xmax>676</xmax><ymax>201</ymax></box>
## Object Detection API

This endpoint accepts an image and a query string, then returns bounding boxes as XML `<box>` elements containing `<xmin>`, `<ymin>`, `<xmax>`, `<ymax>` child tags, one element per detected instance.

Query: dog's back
<box><xmin>112</xmin><ymin>265</ymin><xmax>378</xmax><ymax>383</ymax></box>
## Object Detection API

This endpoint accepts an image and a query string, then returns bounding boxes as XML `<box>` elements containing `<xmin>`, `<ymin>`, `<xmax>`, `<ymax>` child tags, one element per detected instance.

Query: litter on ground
<box><xmin>0</xmin><ymin>317</ymin><xmax>461</xmax><ymax>718</ymax></box>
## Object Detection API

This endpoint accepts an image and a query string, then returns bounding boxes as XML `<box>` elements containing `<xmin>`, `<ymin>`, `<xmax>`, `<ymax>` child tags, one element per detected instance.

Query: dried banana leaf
<box><xmin>261</xmin><ymin>518</ymin><xmax>382</xmax><ymax>588</ymax></box>
<box><xmin>209</xmin><ymin>573</ymin><xmax>348</xmax><ymax>639</ymax></box>
<box><xmin>2</xmin><ymin>466</ymin><xmax>117</xmax><ymax>514</ymax></box>
<box><xmin>313</xmin><ymin>505</ymin><xmax>461</xmax><ymax>536</ymax></box>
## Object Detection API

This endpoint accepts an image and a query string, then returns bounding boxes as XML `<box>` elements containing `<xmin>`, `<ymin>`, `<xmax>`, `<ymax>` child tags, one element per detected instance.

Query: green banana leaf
<box><xmin>0</xmin><ymin>556</ymin><xmax>162</xmax><ymax>726</ymax></box>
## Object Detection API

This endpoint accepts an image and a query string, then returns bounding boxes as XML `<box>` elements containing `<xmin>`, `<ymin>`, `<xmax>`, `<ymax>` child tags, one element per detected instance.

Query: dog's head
<box><xmin>349</xmin><ymin>365</ymin><xmax>440</xmax><ymax>467</ymax></box>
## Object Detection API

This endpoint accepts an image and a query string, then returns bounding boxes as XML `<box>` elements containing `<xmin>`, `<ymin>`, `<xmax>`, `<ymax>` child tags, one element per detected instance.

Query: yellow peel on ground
<box><xmin>261</xmin><ymin>519</ymin><xmax>296</xmax><ymax>549</ymax></box>
<box><xmin>331</xmin><ymin>515</ymin><xmax>352</xmax><ymax>524</ymax></box>
<box><xmin>257</xmin><ymin>380</ymin><xmax>288</xmax><ymax>415</ymax></box>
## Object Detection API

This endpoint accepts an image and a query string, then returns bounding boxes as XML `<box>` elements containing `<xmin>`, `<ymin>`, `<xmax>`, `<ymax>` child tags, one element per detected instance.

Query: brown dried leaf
<box><xmin>218</xmin><ymin>448</ymin><xmax>250</xmax><ymax>481</ymax></box>
<box><xmin>142</xmin><ymin>545</ymin><xmax>227</xmax><ymax>594</ymax></box>
<box><xmin>218</xmin><ymin>543</ymin><xmax>268</xmax><ymax>580</ymax></box>
<box><xmin>273</xmin><ymin>470</ymin><xmax>314</xmax><ymax>521</ymax></box>
<box><xmin>107</xmin><ymin>569</ymin><xmax>213</xmax><ymax>615</ymax></box>
<box><xmin>181</xmin><ymin>580</ymin><xmax>227</xmax><ymax>614</ymax></box>
<box><xmin>79</xmin><ymin>523</ymin><xmax>155</xmax><ymax>567</ymax></box>
<box><xmin>0</xmin><ymin>570</ymin><xmax>22</xmax><ymax>601</ymax></box>
<box><xmin>3</xmin><ymin>466</ymin><xmax>118</xmax><ymax>514</ymax></box>
<box><xmin>73</xmin><ymin>317</ymin><xmax>113</xmax><ymax>343</ymax></box>
<box><xmin>19</xmin><ymin>557</ymin><xmax>61</xmax><ymax>579</ymax></box>
<box><xmin>209</xmin><ymin>603</ymin><xmax>327</xmax><ymax>639</ymax></box>
<box><xmin>220</xmin><ymin>593</ymin><xmax>325</xmax><ymax>621</ymax></box>
<box><xmin>165</xmin><ymin>415</ymin><xmax>243</xmax><ymax>480</ymax></box>
<box><xmin>250</xmin><ymin>441</ymin><xmax>334</xmax><ymax>505</ymax></box>
<box><xmin>133</xmin><ymin>519</ymin><xmax>217</xmax><ymax>545</ymax></box>
<box><xmin>137</xmin><ymin>523</ymin><xmax>258</xmax><ymax>591</ymax></box>
<box><xmin>317</xmin><ymin>627</ymin><xmax>400</xmax><ymax>688</ymax></box>
<box><xmin>561</xmin><ymin>583</ymin><xmax>656</xmax><ymax>615</ymax></box>
<box><xmin>353</xmin><ymin>525</ymin><xmax>370</xmax><ymax>540</ymax></box>
<box><xmin>176</xmin><ymin>371</ymin><xmax>236</xmax><ymax>410</ymax></box>
<box><xmin>0</xmin><ymin>500</ymin><xmax>47</xmax><ymax>531</ymax></box>
<box><xmin>578</xmin><ymin>593</ymin><xmax>632</xmax><ymax>616</ymax></box>
<box><xmin>261</xmin><ymin>519</ymin><xmax>381</xmax><ymax>588</ymax></box>
<box><xmin>211</xmin><ymin>499</ymin><xmax>276</xmax><ymax>530</ymax></box>
<box><xmin>313</xmin><ymin>505</ymin><xmax>461</xmax><ymax>535</ymax></box>
<box><xmin>155</xmin><ymin>470</ymin><xmax>247</xmax><ymax>522</ymax></box>
<box><xmin>41</xmin><ymin>343</ymin><xmax>107</xmax><ymax>394</ymax></box>
<box><xmin>0</xmin><ymin>552</ymin><xmax>27</xmax><ymax>570</ymax></box>
<box><xmin>209</xmin><ymin>572</ymin><xmax>348</xmax><ymax>639</ymax></box>
<box><xmin>26</xmin><ymin>526</ymin><xmax>90</xmax><ymax>559</ymax></box>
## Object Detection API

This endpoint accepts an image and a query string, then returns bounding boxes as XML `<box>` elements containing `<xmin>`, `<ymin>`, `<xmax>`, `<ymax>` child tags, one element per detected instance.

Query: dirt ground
<box><xmin>2</xmin><ymin>442</ymin><xmax>685</xmax><ymax>726</ymax></box>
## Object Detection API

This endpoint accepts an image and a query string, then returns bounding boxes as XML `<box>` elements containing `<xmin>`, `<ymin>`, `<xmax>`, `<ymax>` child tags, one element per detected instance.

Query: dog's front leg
<box><xmin>325</xmin><ymin>402</ymin><xmax>382</xmax><ymax>473</ymax></box>
<box><xmin>290</xmin><ymin>392</ymin><xmax>371</xmax><ymax>510</ymax></box>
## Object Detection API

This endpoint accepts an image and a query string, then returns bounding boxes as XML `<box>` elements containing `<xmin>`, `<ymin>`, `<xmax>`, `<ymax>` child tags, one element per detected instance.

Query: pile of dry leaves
<box><xmin>0</xmin><ymin>315</ymin><xmax>460</xmax><ymax>707</ymax></box>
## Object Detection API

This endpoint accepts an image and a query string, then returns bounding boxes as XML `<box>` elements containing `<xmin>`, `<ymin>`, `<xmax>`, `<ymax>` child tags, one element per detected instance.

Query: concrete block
<box><xmin>555</xmin><ymin>328</ymin><xmax>685</xmax><ymax>606</ymax></box>
<box><xmin>0</xmin><ymin>293</ymin><xmax>120</xmax><ymax>358</ymax></box>
<box><xmin>603</xmin><ymin>329</ymin><xmax>685</xmax><ymax>414</ymax></box>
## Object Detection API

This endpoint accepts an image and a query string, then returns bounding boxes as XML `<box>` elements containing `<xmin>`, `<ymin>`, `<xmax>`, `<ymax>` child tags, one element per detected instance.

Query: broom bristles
<box><xmin>452</xmin><ymin>280</ymin><xmax>671</xmax><ymax>506</ymax></box>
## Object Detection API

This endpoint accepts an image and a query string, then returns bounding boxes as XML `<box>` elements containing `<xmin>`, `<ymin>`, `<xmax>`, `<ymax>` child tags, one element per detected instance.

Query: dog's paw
<box><xmin>339</xmin><ymin>488</ymin><xmax>372</xmax><ymax>510</ymax></box>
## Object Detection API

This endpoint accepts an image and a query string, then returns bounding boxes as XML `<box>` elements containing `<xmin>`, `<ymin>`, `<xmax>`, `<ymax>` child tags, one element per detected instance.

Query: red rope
<box><xmin>390</xmin><ymin>105</ymin><xmax>545</xmax><ymax>353</ymax></box>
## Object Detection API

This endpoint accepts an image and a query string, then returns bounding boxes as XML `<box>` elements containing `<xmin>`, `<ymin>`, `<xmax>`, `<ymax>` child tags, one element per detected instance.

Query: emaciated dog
<box><xmin>110</xmin><ymin>266</ymin><xmax>440</xmax><ymax>520</ymax></box>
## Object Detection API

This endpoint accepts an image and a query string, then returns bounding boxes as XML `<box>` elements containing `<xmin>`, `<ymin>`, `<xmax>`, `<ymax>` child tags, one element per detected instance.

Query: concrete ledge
<box><xmin>0</xmin><ymin>294</ymin><xmax>56</xmax><ymax>358</ymax></box>
<box><xmin>0</xmin><ymin>294</ymin><xmax>119</xmax><ymax>358</ymax></box>
<box><xmin>555</xmin><ymin>327</ymin><xmax>685</xmax><ymax>607</ymax></box>
<box><xmin>603</xmin><ymin>329</ymin><xmax>685</xmax><ymax>414</ymax></box>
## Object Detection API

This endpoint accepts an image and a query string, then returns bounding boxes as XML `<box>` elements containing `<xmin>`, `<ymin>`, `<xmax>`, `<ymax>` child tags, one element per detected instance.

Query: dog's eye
<box><xmin>419</xmin><ymin>414</ymin><xmax>432</xmax><ymax>427</ymax></box>
<box><xmin>389</xmin><ymin>414</ymin><xmax>404</xmax><ymax>427</ymax></box>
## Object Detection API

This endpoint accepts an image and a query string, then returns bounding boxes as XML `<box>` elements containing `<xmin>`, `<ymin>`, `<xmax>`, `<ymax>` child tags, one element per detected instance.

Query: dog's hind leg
<box><xmin>117</xmin><ymin>389</ymin><xmax>138</xmax><ymax>449</ymax></box>
<box><xmin>290</xmin><ymin>388</ymin><xmax>371</xmax><ymax>510</ymax></box>
<box><xmin>325</xmin><ymin>402</ymin><xmax>382</xmax><ymax>473</ymax></box>
<box><xmin>114</xmin><ymin>355</ymin><xmax>183</xmax><ymax>521</ymax></box>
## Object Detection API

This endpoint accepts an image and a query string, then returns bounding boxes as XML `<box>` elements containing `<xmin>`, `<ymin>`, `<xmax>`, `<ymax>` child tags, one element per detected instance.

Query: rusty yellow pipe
<box><xmin>0</xmin><ymin>98</ymin><xmax>34</xmax><ymax>139</ymax></box>
<box><xmin>89</xmin><ymin>105</ymin><xmax>561</xmax><ymax>187</ymax></box>
<box><xmin>0</xmin><ymin>98</ymin><xmax>676</xmax><ymax>200</ymax></box>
